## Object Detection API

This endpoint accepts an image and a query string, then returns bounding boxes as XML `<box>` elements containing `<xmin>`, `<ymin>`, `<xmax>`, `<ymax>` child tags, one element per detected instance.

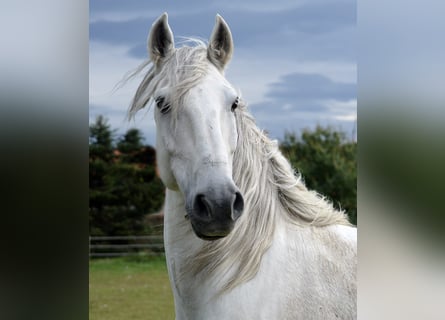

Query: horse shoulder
<box><xmin>276</xmin><ymin>224</ymin><xmax>357</xmax><ymax>319</ymax></box>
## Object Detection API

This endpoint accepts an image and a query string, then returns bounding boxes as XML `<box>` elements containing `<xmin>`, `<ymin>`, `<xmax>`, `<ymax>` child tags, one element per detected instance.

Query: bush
<box><xmin>89</xmin><ymin>116</ymin><xmax>165</xmax><ymax>236</ymax></box>
<box><xmin>281</xmin><ymin>126</ymin><xmax>357</xmax><ymax>224</ymax></box>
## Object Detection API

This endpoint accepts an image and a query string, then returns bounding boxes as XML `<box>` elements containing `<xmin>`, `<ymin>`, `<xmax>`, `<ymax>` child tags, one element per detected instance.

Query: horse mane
<box><xmin>127</xmin><ymin>40</ymin><xmax>351</xmax><ymax>294</ymax></box>
<box><xmin>187</xmin><ymin>101</ymin><xmax>351</xmax><ymax>294</ymax></box>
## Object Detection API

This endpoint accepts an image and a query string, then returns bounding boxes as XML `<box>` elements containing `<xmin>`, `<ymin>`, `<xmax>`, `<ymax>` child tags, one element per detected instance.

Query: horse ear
<box><xmin>208</xmin><ymin>14</ymin><xmax>234</xmax><ymax>71</ymax></box>
<box><xmin>148</xmin><ymin>12</ymin><xmax>175</xmax><ymax>66</ymax></box>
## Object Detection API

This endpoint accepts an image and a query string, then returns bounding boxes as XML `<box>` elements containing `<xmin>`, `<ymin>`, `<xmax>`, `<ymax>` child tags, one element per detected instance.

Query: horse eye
<box><xmin>231</xmin><ymin>97</ymin><xmax>240</xmax><ymax>112</ymax></box>
<box><xmin>155</xmin><ymin>96</ymin><xmax>164</xmax><ymax>107</ymax></box>
<box><xmin>155</xmin><ymin>96</ymin><xmax>171</xmax><ymax>114</ymax></box>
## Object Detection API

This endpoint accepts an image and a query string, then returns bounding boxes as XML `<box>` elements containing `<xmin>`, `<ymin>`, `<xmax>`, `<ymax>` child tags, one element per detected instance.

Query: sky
<box><xmin>89</xmin><ymin>0</ymin><xmax>356</xmax><ymax>146</ymax></box>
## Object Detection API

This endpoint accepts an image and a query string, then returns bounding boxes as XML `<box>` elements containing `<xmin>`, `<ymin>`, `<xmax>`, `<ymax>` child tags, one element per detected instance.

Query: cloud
<box><xmin>248</xmin><ymin>100</ymin><xmax>357</xmax><ymax>142</ymax></box>
<box><xmin>89</xmin><ymin>40</ymin><xmax>159</xmax><ymax>145</ymax></box>
<box><xmin>267</xmin><ymin>72</ymin><xmax>355</xmax><ymax>101</ymax></box>
<box><xmin>89</xmin><ymin>0</ymin><xmax>357</xmax><ymax>144</ymax></box>
<box><xmin>247</xmin><ymin>72</ymin><xmax>356</xmax><ymax>140</ymax></box>
<box><xmin>89</xmin><ymin>0</ymin><xmax>324</xmax><ymax>23</ymax></box>
<box><xmin>90</xmin><ymin>1</ymin><xmax>356</xmax><ymax>61</ymax></box>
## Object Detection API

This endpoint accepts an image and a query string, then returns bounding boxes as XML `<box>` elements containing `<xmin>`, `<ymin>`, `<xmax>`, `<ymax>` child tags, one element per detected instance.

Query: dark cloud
<box><xmin>268</xmin><ymin>73</ymin><xmax>356</xmax><ymax>101</ymax></box>
<box><xmin>90</xmin><ymin>0</ymin><xmax>356</xmax><ymax>142</ymax></box>
<box><xmin>90</xmin><ymin>0</ymin><xmax>212</xmax><ymax>14</ymax></box>
<box><xmin>246</xmin><ymin>72</ymin><xmax>356</xmax><ymax>139</ymax></box>
<box><xmin>90</xmin><ymin>1</ymin><xmax>356</xmax><ymax>60</ymax></box>
<box><xmin>246</xmin><ymin>101</ymin><xmax>356</xmax><ymax>142</ymax></box>
<box><xmin>251</xmin><ymin>100</ymin><xmax>329</xmax><ymax>116</ymax></box>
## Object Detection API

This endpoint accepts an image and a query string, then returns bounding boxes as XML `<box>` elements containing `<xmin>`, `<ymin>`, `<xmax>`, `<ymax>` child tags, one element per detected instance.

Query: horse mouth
<box><xmin>198</xmin><ymin>234</ymin><xmax>226</xmax><ymax>241</ymax></box>
<box><xmin>189</xmin><ymin>219</ymin><xmax>234</xmax><ymax>241</ymax></box>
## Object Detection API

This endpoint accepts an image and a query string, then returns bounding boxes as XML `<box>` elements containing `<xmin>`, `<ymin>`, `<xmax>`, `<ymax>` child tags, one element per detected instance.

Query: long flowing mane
<box><xmin>186</xmin><ymin>99</ymin><xmax>350</xmax><ymax>294</ymax></box>
<box><xmin>128</xmin><ymin>42</ymin><xmax>351</xmax><ymax>294</ymax></box>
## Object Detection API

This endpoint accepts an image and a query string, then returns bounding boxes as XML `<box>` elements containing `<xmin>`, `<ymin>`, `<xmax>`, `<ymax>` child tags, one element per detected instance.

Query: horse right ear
<box><xmin>208</xmin><ymin>14</ymin><xmax>234</xmax><ymax>71</ymax></box>
<box><xmin>148</xmin><ymin>12</ymin><xmax>175</xmax><ymax>66</ymax></box>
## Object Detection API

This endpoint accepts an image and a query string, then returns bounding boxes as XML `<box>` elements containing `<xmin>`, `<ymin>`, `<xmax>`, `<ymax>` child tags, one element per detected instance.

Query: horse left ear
<box><xmin>208</xmin><ymin>14</ymin><xmax>234</xmax><ymax>71</ymax></box>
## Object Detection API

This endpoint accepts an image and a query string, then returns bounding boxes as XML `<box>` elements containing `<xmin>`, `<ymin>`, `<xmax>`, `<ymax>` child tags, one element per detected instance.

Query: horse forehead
<box><xmin>185</xmin><ymin>90</ymin><xmax>231</xmax><ymax>120</ymax></box>
<box><xmin>188</xmin><ymin>75</ymin><xmax>234</xmax><ymax>102</ymax></box>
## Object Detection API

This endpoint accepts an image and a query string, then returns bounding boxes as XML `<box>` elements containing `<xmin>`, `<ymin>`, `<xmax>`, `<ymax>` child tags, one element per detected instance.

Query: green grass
<box><xmin>89</xmin><ymin>256</ymin><xmax>175</xmax><ymax>320</ymax></box>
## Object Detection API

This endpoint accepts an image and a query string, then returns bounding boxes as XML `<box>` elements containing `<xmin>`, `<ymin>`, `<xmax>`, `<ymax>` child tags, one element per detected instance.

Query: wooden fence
<box><xmin>89</xmin><ymin>235</ymin><xmax>164</xmax><ymax>258</ymax></box>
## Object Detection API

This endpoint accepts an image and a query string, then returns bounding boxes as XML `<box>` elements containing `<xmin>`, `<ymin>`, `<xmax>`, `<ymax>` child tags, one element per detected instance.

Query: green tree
<box><xmin>89</xmin><ymin>115</ymin><xmax>115</xmax><ymax>162</ymax></box>
<box><xmin>117</xmin><ymin>128</ymin><xmax>144</xmax><ymax>154</ymax></box>
<box><xmin>281</xmin><ymin>126</ymin><xmax>357</xmax><ymax>224</ymax></box>
<box><xmin>89</xmin><ymin>120</ymin><xmax>165</xmax><ymax>236</ymax></box>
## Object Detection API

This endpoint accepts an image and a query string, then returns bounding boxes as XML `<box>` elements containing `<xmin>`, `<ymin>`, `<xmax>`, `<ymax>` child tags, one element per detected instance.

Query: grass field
<box><xmin>89</xmin><ymin>256</ymin><xmax>175</xmax><ymax>320</ymax></box>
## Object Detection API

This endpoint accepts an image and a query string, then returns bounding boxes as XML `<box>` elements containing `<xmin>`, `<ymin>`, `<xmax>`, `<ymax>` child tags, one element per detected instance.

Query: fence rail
<box><xmin>89</xmin><ymin>235</ymin><xmax>164</xmax><ymax>258</ymax></box>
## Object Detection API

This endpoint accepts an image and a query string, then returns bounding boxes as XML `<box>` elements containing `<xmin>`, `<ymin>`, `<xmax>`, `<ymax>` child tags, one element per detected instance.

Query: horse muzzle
<box><xmin>187</xmin><ymin>183</ymin><xmax>244</xmax><ymax>241</ymax></box>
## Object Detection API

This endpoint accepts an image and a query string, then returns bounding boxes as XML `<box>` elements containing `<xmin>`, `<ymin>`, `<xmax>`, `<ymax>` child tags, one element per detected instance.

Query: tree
<box><xmin>89</xmin><ymin>120</ymin><xmax>165</xmax><ymax>236</ymax></box>
<box><xmin>89</xmin><ymin>115</ymin><xmax>115</xmax><ymax>162</ymax></box>
<box><xmin>117</xmin><ymin>128</ymin><xmax>144</xmax><ymax>154</ymax></box>
<box><xmin>281</xmin><ymin>126</ymin><xmax>357</xmax><ymax>224</ymax></box>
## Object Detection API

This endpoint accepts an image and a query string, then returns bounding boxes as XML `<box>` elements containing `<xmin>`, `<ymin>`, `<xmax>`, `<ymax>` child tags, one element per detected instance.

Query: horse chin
<box><xmin>189</xmin><ymin>220</ymin><xmax>234</xmax><ymax>241</ymax></box>
<box><xmin>197</xmin><ymin>234</ymin><xmax>227</xmax><ymax>241</ymax></box>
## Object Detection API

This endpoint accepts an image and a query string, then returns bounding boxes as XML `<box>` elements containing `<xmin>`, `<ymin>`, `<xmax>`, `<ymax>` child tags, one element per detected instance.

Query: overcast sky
<box><xmin>89</xmin><ymin>0</ymin><xmax>356</xmax><ymax>146</ymax></box>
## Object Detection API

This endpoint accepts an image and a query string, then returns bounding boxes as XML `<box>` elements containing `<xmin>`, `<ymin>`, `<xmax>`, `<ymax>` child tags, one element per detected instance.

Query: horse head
<box><xmin>144</xmin><ymin>13</ymin><xmax>244</xmax><ymax>240</ymax></box>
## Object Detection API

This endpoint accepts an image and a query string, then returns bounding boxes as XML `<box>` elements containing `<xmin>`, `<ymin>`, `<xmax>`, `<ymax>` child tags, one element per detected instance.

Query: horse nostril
<box><xmin>232</xmin><ymin>191</ymin><xmax>244</xmax><ymax>220</ymax></box>
<box><xmin>194</xmin><ymin>193</ymin><xmax>212</xmax><ymax>219</ymax></box>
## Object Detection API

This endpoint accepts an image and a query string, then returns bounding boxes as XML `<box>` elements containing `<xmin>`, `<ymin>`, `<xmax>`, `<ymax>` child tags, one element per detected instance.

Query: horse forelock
<box><xmin>127</xmin><ymin>41</ymin><xmax>211</xmax><ymax>120</ymax></box>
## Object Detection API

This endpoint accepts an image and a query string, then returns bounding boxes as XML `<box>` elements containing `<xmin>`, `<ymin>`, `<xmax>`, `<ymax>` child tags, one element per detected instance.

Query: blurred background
<box><xmin>0</xmin><ymin>0</ymin><xmax>444</xmax><ymax>319</ymax></box>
